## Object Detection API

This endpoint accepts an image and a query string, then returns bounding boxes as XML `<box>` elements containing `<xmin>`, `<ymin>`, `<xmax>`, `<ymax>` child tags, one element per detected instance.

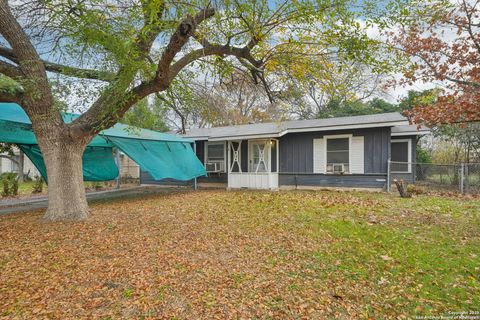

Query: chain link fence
<box><xmin>387</xmin><ymin>161</ymin><xmax>480</xmax><ymax>194</ymax></box>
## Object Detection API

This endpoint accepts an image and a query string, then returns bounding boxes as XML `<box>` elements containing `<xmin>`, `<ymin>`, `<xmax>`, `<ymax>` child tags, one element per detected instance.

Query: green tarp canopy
<box><xmin>0</xmin><ymin>103</ymin><xmax>206</xmax><ymax>182</ymax></box>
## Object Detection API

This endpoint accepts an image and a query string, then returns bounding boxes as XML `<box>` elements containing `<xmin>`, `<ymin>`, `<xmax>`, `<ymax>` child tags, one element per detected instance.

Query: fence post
<box><xmin>386</xmin><ymin>158</ymin><xmax>391</xmax><ymax>192</ymax></box>
<box><xmin>115</xmin><ymin>148</ymin><xmax>121</xmax><ymax>189</ymax></box>
<box><xmin>459</xmin><ymin>163</ymin><xmax>464</xmax><ymax>194</ymax></box>
<box><xmin>465</xmin><ymin>163</ymin><xmax>470</xmax><ymax>193</ymax></box>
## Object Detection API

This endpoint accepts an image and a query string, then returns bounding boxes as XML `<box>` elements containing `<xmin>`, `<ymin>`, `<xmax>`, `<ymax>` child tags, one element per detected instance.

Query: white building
<box><xmin>0</xmin><ymin>148</ymin><xmax>40</xmax><ymax>178</ymax></box>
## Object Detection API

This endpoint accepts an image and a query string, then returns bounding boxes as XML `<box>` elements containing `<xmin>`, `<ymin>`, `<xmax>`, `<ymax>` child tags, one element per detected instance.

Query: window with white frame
<box><xmin>326</xmin><ymin>137</ymin><xmax>350</xmax><ymax>173</ymax></box>
<box><xmin>391</xmin><ymin>139</ymin><xmax>411</xmax><ymax>173</ymax></box>
<box><xmin>205</xmin><ymin>141</ymin><xmax>225</xmax><ymax>172</ymax></box>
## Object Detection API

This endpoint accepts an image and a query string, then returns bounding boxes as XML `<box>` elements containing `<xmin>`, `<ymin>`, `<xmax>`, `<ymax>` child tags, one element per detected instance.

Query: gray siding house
<box><xmin>141</xmin><ymin>113</ymin><xmax>429</xmax><ymax>189</ymax></box>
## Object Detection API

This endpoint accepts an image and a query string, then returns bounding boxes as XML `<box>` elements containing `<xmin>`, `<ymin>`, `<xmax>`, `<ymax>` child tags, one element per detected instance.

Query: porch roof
<box><xmin>184</xmin><ymin>112</ymin><xmax>413</xmax><ymax>141</ymax></box>
<box><xmin>391</xmin><ymin>125</ymin><xmax>430</xmax><ymax>136</ymax></box>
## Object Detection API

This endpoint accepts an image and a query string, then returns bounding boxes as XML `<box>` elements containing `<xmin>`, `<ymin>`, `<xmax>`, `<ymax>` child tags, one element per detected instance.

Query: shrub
<box><xmin>32</xmin><ymin>176</ymin><xmax>44</xmax><ymax>194</ymax></box>
<box><xmin>407</xmin><ymin>184</ymin><xmax>427</xmax><ymax>195</ymax></box>
<box><xmin>88</xmin><ymin>181</ymin><xmax>103</xmax><ymax>191</ymax></box>
<box><xmin>1</xmin><ymin>172</ymin><xmax>18</xmax><ymax>197</ymax></box>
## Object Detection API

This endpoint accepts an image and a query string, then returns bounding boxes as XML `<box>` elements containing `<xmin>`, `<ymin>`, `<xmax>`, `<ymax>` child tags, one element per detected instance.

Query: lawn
<box><xmin>0</xmin><ymin>190</ymin><xmax>479</xmax><ymax>319</ymax></box>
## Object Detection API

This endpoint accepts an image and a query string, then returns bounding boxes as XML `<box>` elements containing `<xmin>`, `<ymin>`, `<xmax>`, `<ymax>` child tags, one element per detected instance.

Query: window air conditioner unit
<box><xmin>332</xmin><ymin>163</ymin><xmax>345</xmax><ymax>174</ymax></box>
<box><xmin>205</xmin><ymin>161</ymin><xmax>224</xmax><ymax>173</ymax></box>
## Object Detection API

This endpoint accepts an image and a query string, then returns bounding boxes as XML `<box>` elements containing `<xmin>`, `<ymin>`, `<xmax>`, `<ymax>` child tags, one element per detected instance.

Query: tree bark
<box><xmin>35</xmin><ymin>124</ymin><xmax>90</xmax><ymax>221</ymax></box>
<box><xmin>394</xmin><ymin>179</ymin><xmax>411</xmax><ymax>198</ymax></box>
<box><xmin>42</xmin><ymin>141</ymin><xmax>89</xmax><ymax>221</ymax></box>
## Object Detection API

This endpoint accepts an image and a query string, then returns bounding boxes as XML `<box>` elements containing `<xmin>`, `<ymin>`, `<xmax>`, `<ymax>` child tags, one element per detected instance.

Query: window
<box><xmin>326</xmin><ymin>137</ymin><xmax>350</xmax><ymax>173</ymax></box>
<box><xmin>205</xmin><ymin>142</ymin><xmax>225</xmax><ymax>172</ymax></box>
<box><xmin>391</xmin><ymin>139</ymin><xmax>411</xmax><ymax>173</ymax></box>
<box><xmin>249</xmin><ymin>140</ymin><xmax>269</xmax><ymax>173</ymax></box>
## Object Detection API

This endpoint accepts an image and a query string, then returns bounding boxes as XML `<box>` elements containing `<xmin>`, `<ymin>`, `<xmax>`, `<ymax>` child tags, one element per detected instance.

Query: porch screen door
<box><xmin>249</xmin><ymin>141</ymin><xmax>269</xmax><ymax>172</ymax></box>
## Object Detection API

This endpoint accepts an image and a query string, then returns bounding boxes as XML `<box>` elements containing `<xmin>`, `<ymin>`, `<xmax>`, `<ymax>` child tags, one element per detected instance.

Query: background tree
<box><xmin>276</xmin><ymin>59</ymin><xmax>389</xmax><ymax>119</ymax></box>
<box><xmin>382</xmin><ymin>0</ymin><xmax>480</xmax><ymax>125</ymax></box>
<box><xmin>122</xmin><ymin>98</ymin><xmax>169</xmax><ymax>132</ymax></box>
<box><xmin>0</xmin><ymin>0</ymin><xmax>385</xmax><ymax>221</ymax></box>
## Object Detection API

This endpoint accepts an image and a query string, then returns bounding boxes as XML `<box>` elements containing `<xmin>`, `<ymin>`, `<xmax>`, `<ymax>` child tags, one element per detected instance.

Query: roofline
<box><xmin>280</xmin><ymin>120</ymin><xmax>409</xmax><ymax>135</ymax></box>
<box><xmin>391</xmin><ymin>130</ymin><xmax>430</xmax><ymax>136</ymax></box>
<box><xmin>205</xmin><ymin>120</ymin><xmax>409</xmax><ymax>141</ymax></box>
<box><xmin>209</xmin><ymin>133</ymin><xmax>280</xmax><ymax>141</ymax></box>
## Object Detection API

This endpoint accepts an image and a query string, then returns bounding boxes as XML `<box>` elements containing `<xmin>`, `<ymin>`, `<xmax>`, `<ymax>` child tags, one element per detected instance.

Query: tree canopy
<box><xmin>382</xmin><ymin>0</ymin><xmax>480</xmax><ymax>125</ymax></box>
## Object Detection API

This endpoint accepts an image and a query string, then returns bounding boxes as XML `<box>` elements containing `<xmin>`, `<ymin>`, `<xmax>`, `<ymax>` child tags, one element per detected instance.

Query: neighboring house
<box><xmin>141</xmin><ymin>112</ymin><xmax>429</xmax><ymax>190</ymax></box>
<box><xmin>118</xmin><ymin>152</ymin><xmax>140</xmax><ymax>179</ymax></box>
<box><xmin>0</xmin><ymin>148</ymin><xmax>40</xmax><ymax>178</ymax></box>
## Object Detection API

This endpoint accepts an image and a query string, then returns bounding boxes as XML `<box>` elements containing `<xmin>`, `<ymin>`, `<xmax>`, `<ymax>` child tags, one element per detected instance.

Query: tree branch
<box><xmin>0</xmin><ymin>60</ymin><xmax>22</xmax><ymax>78</ymax></box>
<box><xmin>0</xmin><ymin>46</ymin><xmax>116</xmax><ymax>81</ymax></box>
<box><xmin>0</xmin><ymin>90</ymin><xmax>23</xmax><ymax>103</ymax></box>
<box><xmin>69</xmin><ymin>7</ymin><xmax>217</xmax><ymax>135</ymax></box>
<box><xmin>154</xmin><ymin>7</ymin><xmax>216</xmax><ymax>87</ymax></box>
<box><xmin>169</xmin><ymin>40</ymin><xmax>263</xmax><ymax>82</ymax></box>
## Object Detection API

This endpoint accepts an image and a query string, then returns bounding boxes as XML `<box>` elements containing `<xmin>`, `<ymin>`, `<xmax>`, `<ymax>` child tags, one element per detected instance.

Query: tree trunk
<box><xmin>37</xmin><ymin>130</ymin><xmax>90</xmax><ymax>221</ymax></box>
<box><xmin>394</xmin><ymin>179</ymin><xmax>411</xmax><ymax>198</ymax></box>
<box><xmin>17</xmin><ymin>149</ymin><xmax>24</xmax><ymax>183</ymax></box>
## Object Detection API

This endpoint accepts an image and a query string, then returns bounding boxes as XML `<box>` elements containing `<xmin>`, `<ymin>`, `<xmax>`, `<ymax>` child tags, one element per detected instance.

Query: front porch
<box><xmin>226</xmin><ymin>139</ymin><xmax>279</xmax><ymax>190</ymax></box>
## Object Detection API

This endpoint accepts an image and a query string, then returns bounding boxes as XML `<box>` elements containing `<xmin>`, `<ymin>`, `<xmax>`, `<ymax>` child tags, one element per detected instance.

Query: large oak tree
<box><xmin>0</xmin><ymin>0</ymin><xmax>381</xmax><ymax>221</ymax></box>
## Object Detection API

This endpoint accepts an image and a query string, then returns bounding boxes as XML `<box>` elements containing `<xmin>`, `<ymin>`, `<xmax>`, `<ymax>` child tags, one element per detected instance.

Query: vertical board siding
<box><xmin>279</xmin><ymin>128</ymin><xmax>391</xmax><ymax>175</ymax></box>
<box><xmin>350</xmin><ymin>136</ymin><xmax>365</xmax><ymax>174</ymax></box>
<box><xmin>196</xmin><ymin>140</ymin><xmax>205</xmax><ymax>164</ymax></box>
<box><xmin>279</xmin><ymin>173</ymin><xmax>386</xmax><ymax>188</ymax></box>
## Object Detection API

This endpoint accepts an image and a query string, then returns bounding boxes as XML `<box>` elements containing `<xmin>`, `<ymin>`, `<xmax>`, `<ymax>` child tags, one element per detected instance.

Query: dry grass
<box><xmin>0</xmin><ymin>190</ymin><xmax>479</xmax><ymax>319</ymax></box>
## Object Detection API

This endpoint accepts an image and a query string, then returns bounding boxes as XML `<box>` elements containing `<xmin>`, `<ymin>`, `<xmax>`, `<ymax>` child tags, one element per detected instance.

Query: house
<box><xmin>140</xmin><ymin>113</ymin><xmax>429</xmax><ymax>190</ymax></box>
<box><xmin>0</xmin><ymin>147</ymin><xmax>40</xmax><ymax>179</ymax></box>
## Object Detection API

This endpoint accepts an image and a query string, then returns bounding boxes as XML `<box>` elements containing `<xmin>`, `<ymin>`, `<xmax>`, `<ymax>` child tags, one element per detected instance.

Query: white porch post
<box><xmin>229</xmin><ymin>140</ymin><xmax>242</xmax><ymax>173</ymax></box>
<box><xmin>266</xmin><ymin>141</ymin><xmax>271</xmax><ymax>172</ymax></box>
<box><xmin>227</xmin><ymin>141</ymin><xmax>231</xmax><ymax>189</ymax></box>
<box><xmin>227</xmin><ymin>141</ymin><xmax>231</xmax><ymax>174</ymax></box>
<box><xmin>276</xmin><ymin>139</ymin><xmax>279</xmax><ymax>173</ymax></box>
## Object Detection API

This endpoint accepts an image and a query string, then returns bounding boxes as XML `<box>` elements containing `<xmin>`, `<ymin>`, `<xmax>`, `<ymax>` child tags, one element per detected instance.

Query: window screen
<box><xmin>206</xmin><ymin>143</ymin><xmax>224</xmax><ymax>161</ymax></box>
<box><xmin>326</xmin><ymin>138</ymin><xmax>349</xmax><ymax>173</ymax></box>
<box><xmin>391</xmin><ymin>141</ymin><xmax>409</xmax><ymax>172</ymax></box>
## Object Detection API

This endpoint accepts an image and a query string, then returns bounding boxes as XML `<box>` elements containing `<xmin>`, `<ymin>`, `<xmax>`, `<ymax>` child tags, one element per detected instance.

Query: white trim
<box><xmin>281</xmin><ymin>121</ymin><xmax>408</xmax><ymax>136</ymax></box>
<box><xmin>210</xmin><ymin>133</ymin><xmax>280</xmax><ymax>141</ymax></box>
<box><xmin>248</xmin><ymin>139</ymin><xmax>271</xmax><ymax>173</ymax></box>
<box><xmin>391</xmin><ymin>131</ymin><xmax>429</xmax><ymax>136</ymax></box>
<box><xmin>228</xmin><ymin>140</ymin><xmax>242</xmax><ymax>173</ymax></box>
<box><xmin>391</xmin><ymin>139</ymin><xmax>412</xmax><ymax>173</ymax></box>
<box><xmin>205</xmin><ymin>120</ymin><xmax>410</xmax><ymax>141</ymax></box>
<box><xmin>204</xmin><ymin>141</ymin><xmax>227</xmax><ymax>173</ymax></box>
<box><xmin>324</xmin><ymin>134</ymin><xmax>352</xmax><ymax>174</ymax></box>
<box><xmin>275</xmin><ymin>138</ymin><xmax>279</xmax><ymax>174</ymax></box>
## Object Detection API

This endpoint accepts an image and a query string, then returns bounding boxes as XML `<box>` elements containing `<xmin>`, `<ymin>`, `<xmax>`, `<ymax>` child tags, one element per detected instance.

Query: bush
<box><xmin>32</xmin><ymin>176</ymin><xmax>44</xmax><ymax>194</ymax></box>
<box><xmin>416</xmin><ymin>146</ymin><xmax>432</xmax><ymax>164</ymax></box>
<box><xmin>1</xmin><ymin>172</ymin><xmax>18</xmax><ymax>197</ymax></box>
<box><xmin>407</xmin><ymin>184</ymin><xmax>427</xmax><ymax>195</ymax></box>
<box><xmin>88</xmin><ymin>181</ymin><xmax>103</xmax><ymax>191</ymax></box>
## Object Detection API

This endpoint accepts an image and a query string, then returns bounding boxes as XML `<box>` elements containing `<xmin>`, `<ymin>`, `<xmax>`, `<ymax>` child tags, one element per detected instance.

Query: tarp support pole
<box><xmin>115</xmin><ymin>148</ymin><xmax>121</xmax><ymax>189</ymax></box>
<box><xmin>193</xmin><ymin>142</ymin><xmax>198</xmax><ymax>190</ymax></box>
